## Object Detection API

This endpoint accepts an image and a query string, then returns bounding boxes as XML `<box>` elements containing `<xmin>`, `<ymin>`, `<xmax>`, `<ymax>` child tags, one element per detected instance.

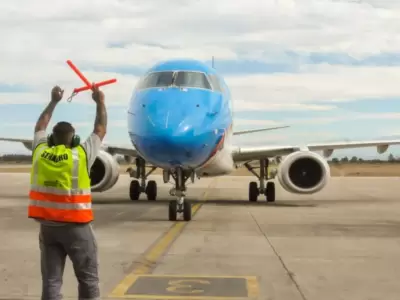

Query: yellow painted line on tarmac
<box><xmin>119</xmin><ymin>295</ymin><xmax>251</xmax><ymax>300</ymax></box>
<box><xmin>109</xmin><ymin>187</ymin><xmax>212</xmax><ymax>298</ymax></box>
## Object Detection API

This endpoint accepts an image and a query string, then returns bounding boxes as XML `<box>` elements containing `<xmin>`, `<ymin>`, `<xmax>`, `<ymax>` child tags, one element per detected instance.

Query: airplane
<box><xmin>2</xmin><ymin>58</ymin><xmax>400</xmax><ymax>222</ymax></box>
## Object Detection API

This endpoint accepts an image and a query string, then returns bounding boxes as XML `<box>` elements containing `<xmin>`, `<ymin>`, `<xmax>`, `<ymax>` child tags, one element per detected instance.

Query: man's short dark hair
<box><xmin>52</xmin><ymin>121</ymin><xmax>75</xmax><ymax>146</ymax></box>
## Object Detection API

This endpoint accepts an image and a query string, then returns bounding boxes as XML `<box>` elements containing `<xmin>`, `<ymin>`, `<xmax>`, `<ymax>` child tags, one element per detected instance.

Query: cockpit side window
<box><xmin>175</xmin><ymin>72</ymin><xmax>212</xmax><ymax>90</ymax></box>
<box><xmin>138</xmin><ymin>71</ymin><xmax>174</xmax><ymax>89</ymax></box>
<box><xmin>208</xmin><ymin>74</ymin><xmax>223</xmax><ymax>93</ymax></box>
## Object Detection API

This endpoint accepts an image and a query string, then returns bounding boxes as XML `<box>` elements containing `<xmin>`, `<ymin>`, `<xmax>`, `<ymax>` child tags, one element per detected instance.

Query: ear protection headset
<box><xmin>47</xmin><ymin>134</ymin><xmax>80</xmax><ymax>148</ymax></box>
<box><xmin>47</xmin><ymin>122</ymin><xmax>81</xmax><ymax>148</ymax></box>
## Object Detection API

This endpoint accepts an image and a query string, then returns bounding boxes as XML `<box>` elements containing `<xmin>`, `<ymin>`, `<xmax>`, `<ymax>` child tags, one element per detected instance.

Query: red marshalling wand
<box><xmin>66</xmin><ymin>60</ymin><xmax>117</xmax><ymax>101</ymax></box>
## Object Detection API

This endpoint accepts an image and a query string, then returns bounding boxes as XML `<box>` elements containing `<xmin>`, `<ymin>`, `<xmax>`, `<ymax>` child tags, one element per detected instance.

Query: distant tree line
<box><xmin>328</xmin><ymin>153</ymin><xmax>400</xmax><ymax>164</ymax></box>
<box><xmin>1</xmin><ymin>153</ymin><xmax>400</xmax><ymax>164</ymax></box>
<box><xmin>0</xmin><ymin>154</ymin><xmax>32</xmax><ymax>163</ymax></box>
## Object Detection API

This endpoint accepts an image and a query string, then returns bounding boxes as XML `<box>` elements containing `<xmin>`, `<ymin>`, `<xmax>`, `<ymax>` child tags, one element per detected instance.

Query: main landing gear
<box><xmin>127</xmin><ymin>157</ymin><xmax>157</xmax><ymax>201</ymax></box>
<box><xmin>126</xmin><ymin>157</ymin><xmax>194</xmax><ymax>222</ymax></box>
<box><xmin>244</xmin><ymin>158</ymin><xmax>276</xmax><ymax>203</ymax></box>
<box><xmin>167</xmin><ymin>167</ymin><xmax>195</xmax><ymax>222</ymax></box>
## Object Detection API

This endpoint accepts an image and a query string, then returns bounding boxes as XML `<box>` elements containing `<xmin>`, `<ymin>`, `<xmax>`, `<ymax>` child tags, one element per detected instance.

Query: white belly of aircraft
<box><xmin>195</xmin><ymin>145</ymin><xmax>234</xmax><ymax>177</ymax></box>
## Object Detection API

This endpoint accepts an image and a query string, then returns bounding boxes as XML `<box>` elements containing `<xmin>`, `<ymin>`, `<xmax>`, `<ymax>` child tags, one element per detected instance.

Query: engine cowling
<box><xmin>90</xmin><ymin>150</ymin><xmax>120</xmax><ymax>192</ymax></box>
<box><xmin>277</xmin><ymin>151</ymin><xmax>330</xmax><ymax>194</ymax></box>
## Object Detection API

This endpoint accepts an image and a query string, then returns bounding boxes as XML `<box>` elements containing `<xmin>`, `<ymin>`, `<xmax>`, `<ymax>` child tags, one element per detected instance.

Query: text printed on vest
<box><xmin>41</xmin><ymin>152</ymin><xmax>69</xmax><ymax>163</ymax></box>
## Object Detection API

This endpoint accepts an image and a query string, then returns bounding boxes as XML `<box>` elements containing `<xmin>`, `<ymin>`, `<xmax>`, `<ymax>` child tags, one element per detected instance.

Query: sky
<box><xmin>1</xmin><ymin>0</ymin><xmax>400</xmax><ymax>159</ymax></box>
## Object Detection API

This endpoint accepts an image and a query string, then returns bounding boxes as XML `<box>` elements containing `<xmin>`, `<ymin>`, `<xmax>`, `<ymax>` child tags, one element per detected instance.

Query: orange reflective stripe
<box><xmin>28</xmin><ymin>206</ymin><xmax>93</xmax><ymax>223</ymax></box>
<box><xmin>29</xmin><ymin>190</ymin><xmax>92</xmax><ymax>204</ymax></box>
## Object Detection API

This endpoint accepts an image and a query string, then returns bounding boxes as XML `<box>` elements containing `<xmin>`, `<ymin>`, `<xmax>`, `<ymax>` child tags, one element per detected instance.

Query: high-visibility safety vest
<box><xmin>28</xmin><ymin>142</ymin><xmax>93</xmax><ymax>223</ymax></box>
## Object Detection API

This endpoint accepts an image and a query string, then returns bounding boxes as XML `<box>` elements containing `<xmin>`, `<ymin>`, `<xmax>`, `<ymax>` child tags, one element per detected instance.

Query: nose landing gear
<box><xmin>127</xmin><ymin>157</ymin><xmax>157</xmax><ymax>201</ymax></box>
<box><xmin>168</xmin><ymin>167</ymin><xmax>193</xmax><ymax>221</ymax></box>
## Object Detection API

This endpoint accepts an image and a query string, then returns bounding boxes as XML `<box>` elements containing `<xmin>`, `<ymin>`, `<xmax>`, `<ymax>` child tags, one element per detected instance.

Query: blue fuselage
<box><xmin>127</xmin><ymin>59</ymin><xmax>232</xmax><ymax>170</ymax></box>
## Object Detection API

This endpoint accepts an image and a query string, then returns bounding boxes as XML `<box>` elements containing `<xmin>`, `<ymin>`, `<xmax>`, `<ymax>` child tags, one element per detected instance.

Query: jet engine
<box><xmin>277</xmin><ymin>151</ymin><xmax>330</xmax><ymax>194</ymax></box>
<box><xmin>90</xmin><ymin>150</ymin><xmax>120</xmax><ymax>192</ymax></box>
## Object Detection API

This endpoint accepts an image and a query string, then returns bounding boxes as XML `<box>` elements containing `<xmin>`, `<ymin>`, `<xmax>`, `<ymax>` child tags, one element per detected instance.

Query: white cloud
<box><xmin>227</xmin><ymin>65</ymin><xmax>400</xmax><ymax>106</ymax></box>
<box><xmin>233</xmin><ymin>112</ymin><xmax>400</xmax><ymax>129</ymax></box>
<box><xmin>2</xmin><ymin>0</ymin><xmax>400</xmax><ymax>64</ymax></box>
<box><xmin>233</xmin><ymin>100</ymin><xmax>337</xmax><ymax>112</ymax></box>
<box><xmin>290</xmin><ymin>112</ymin><xmax>400</xmax><ymax>125</ymax></box>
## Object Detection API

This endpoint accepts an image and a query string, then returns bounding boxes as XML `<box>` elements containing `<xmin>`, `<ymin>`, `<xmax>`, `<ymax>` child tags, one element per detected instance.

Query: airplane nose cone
<box><xmin>130</xmin><ymin>87</ymin><xmax>223</xmax><ymax>168</ymax></box>
<box><xmin>148</xmin><ymin>110</ymin><xmax>194</xmax><ymax>136</ymax></box>
<box><xmin>144</xmin><ymin>113</ymin><xmax>212</xmax><ymax>167</ymax></box>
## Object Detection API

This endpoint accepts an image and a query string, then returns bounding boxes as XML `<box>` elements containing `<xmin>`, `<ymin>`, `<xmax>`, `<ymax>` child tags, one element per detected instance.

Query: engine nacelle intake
<box><xmin>277</xmin><ymin>151</ymin><xmax>330</xmax><ymax>194</ymax></box>
<box><xmin>90</xmin><ymin>150</ymin><xmax>120</xmax><ymax>192</ymax></box>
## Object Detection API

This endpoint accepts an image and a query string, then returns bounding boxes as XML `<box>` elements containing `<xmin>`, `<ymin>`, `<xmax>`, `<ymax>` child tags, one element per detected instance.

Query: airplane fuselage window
<box><xmin>138</xmin><ymin>71</ymin><xmax>212</xmax><ymax>90</ymax></box>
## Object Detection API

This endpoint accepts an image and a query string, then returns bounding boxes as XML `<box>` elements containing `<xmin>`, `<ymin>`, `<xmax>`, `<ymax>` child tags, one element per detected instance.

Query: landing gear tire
<box><xmin>168</xmin><ymin>200</ymin><xmax>192</xmax><ymax>221</ymax></box>
<box><xmin>146</xmin><ymin>180</ymin><xmax>157</xmax><ymax>201</ymax></box>
<box><xmin>129</xmin><ymin>180</ymin><xmax>140</xmax><ymax>201</ymax></box>
<box><xmin>169</xmin><ymin>200</ymin><xmax>177</xmax><ymax>221</ymax></box>
<box><xmin>128</xmin><ymin>157</ymin><xmax>158</xmax><ymax>202</ymax></box>
<box><xmin>183</xmin><ymin>202</ymin><xmax>192</xmax><ymax>221</ymax></box>
<box><xmin>167</xmin><ymin>167</ymin><xmax>195</xmax><ymax>221</ymax></box>
<box><xmin>266</xmin><ymin>181</ymin><xmax>275</xmax><ymax>202</ymax></box>
<box><xmin>249</xmin><ymin>181</ymin><xmax>259</xmax><ymax>202</ymax></box>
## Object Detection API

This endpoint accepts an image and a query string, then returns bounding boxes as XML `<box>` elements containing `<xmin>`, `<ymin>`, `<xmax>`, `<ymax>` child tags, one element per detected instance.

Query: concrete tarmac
<box><xmin>1</xmin><ymin>173</ymin><xmax>400</xmax><ymax>300</ymax></box>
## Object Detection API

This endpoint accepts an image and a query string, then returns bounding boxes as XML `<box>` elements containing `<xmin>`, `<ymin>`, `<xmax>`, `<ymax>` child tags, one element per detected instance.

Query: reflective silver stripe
<box><xmin>30</xmin><ymin>184</ymin><xmax>91</xmax><ymax>195</ymax></box>
<box><xmin>32</xmin><ymin>144</ymin><xmax>47</xmax><ymax>185</ymax></box>
<box><xmin>71</xmin><ymin>148</ymin><xmax>79</xmax><ymax>190</ymax></box>
<box><xmin>29</xmin><ymin>199</ymin><xmax>92</xmax><ymax>210</ymax></box>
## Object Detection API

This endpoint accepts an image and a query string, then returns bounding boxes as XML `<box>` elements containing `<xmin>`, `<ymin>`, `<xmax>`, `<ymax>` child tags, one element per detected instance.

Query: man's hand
<box><xmin>51</xmin><ymin>86</ymin><xmax>64</xmax><ymax>103</ymax></box>
<box><xmin>91</xmin><ymin>84</ymin><xmax>105</xmax><ymax>104</ymax></box>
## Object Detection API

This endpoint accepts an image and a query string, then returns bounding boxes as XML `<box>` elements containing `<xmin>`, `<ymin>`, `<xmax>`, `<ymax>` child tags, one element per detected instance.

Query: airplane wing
<box><xmin>232</xmin><ymin>139</ymin><xmax>400</xmax><ymax>162</ymax></box>
<box><xmin>233</xmin><ymin>125</ymin><xmax>289</xmax><ymax>135</ymax></box>
<box><xmin>103</xmin><ymin>144</ymin><xmax>138</xmax><ymax>157</ymax></box>
<box><xmin>0</xmin><ymin>137</ymin><xmax>35</xmax><ymax>151</ymax></box>
<box><xmin>3</xmin><ymin>137</ymin><xmax>400</xmax><ymax>164</ymax></box>
<box><xmin>0</xmin><ymin>137</ymin><xmax>139</xmax><ymax>157</ymax></box>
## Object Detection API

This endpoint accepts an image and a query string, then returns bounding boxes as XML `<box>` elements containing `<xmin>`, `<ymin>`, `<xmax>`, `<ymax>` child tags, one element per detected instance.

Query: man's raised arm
<box><xmin>35</xmin><ymin>86</ymin><xmax>64</xmax><ymax>133</ymax></box>
<box><xmin>92</xmin><ymin>86</ymin><xmax>107</xmax><ymax>141</ymax></box>
<box><xmin>93</xmin><ymin>101</ymin><xmax>107</xmax><ymax>141</ymax></box>
<box><xmin>79</xmin><ymin>86</ymin><xmax>107</xmax><ymax>170</ymax></box>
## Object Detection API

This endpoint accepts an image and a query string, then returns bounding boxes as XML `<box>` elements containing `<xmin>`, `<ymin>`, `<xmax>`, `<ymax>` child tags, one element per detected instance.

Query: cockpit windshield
<box><xmin>174</xmin><ymin>71</ymin><xmax>211</xmax><ymax>89</ymax></box>
<box><xmin>138</xmin><ymin>71</ymin><xmax>174</xmax><ymax>89</ymax></box>
<box><xmin>137</xmin><ymin>71</ymin><xmax>212</xmax><ymax>90</ymax></box>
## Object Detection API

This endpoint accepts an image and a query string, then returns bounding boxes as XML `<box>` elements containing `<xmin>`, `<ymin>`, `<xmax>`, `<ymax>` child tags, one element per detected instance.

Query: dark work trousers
<box><xmin>39</xmin><ymin>222</ymin><xmax>100</xmax><ymax>300</ymax></box>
